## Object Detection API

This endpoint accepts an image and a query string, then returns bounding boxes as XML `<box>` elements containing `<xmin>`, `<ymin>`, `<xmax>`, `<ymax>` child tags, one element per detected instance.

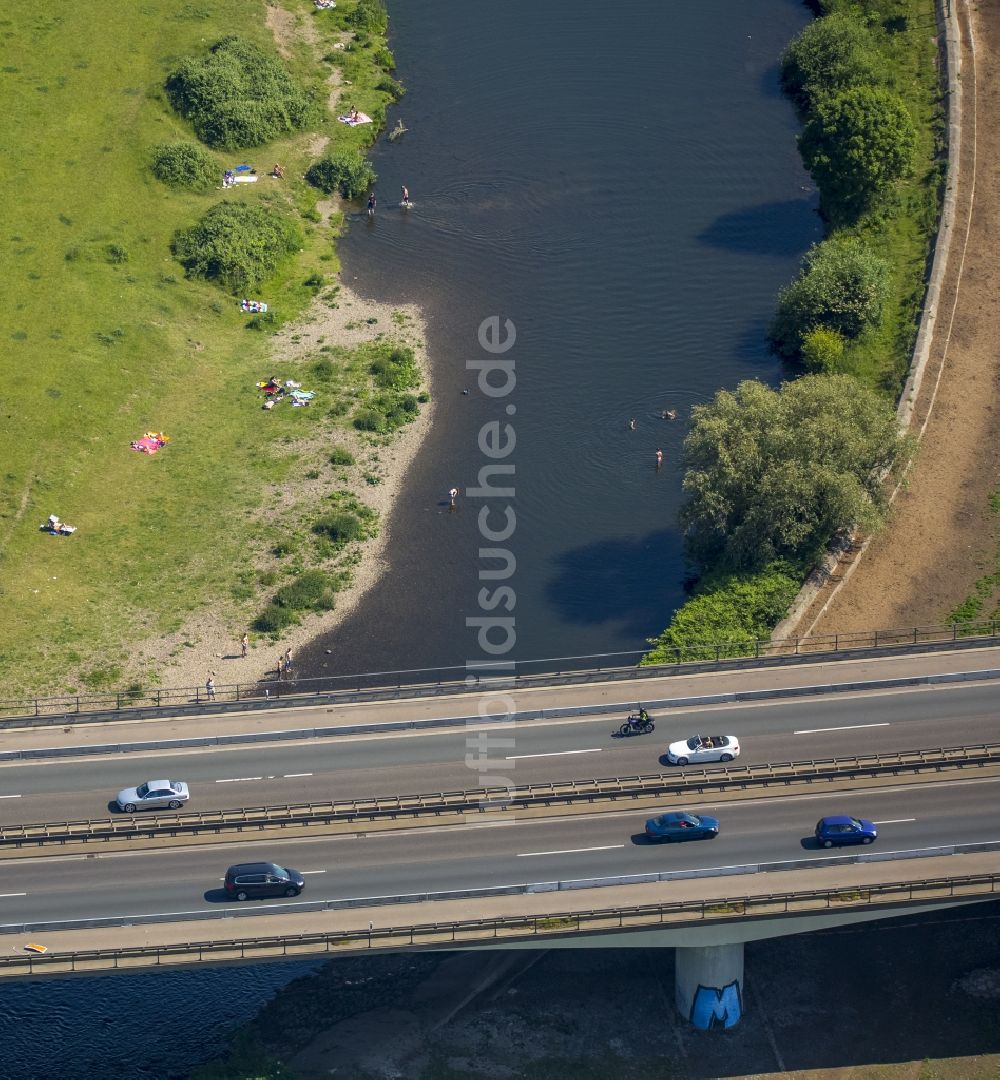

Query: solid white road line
<box><xmin>794</xmin><ymin>722</ymin><xmax>891</xmax><ymax>735</ymax></box>
<box><xmin>283</xmin><ymin>773</ymin><xmax>313</xmax><ymax>778</ymax></box>
<box><xmin>517</xmin><ymin>843</ymin><xmax>624</xmax><ymax>858</ymax></box>
<box><xmin>300</xmin><ymin>870</ymin><xmax>327</xmax><ymax>875</ymax></box>
<box><xmin>214</xmin><ymin>777</ymin><xmax>264</xmax><ymax>783</ymax></box>
<box><xmin>873</xmin><ymin>818</ymin><xmax>916</xmax><ymax>825</ymax></box>
<box><xmin>0</xmin><ymin>794</ymin><xmax>22</xmax><ymax>799</ymax></box>
<box><xmin>0</xmin><ymin>893</ymin><xmax>28</xmax><ymax>899</ymax></box>
<box><xmin>505</xmin><ymin>748</ymin><xmax>602</xmax><ymax>761</ymax></box>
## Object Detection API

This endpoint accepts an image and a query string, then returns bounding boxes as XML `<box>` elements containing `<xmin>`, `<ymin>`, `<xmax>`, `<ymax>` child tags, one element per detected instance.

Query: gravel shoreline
<box><xmin>130</xmin><ymin>279</ymin><xmax>435</xmax><ymax>694</ymax></box>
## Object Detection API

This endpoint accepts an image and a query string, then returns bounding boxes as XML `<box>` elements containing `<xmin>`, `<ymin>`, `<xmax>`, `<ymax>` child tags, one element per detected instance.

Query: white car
<box><xmin>116</xmin><ymin>779</ymin><xmax>190</xmax><ymax>813</ymax></box>
<box><xmin>666</xmin><ymin>735</ymin><xmax>740</xmax><ymax>766</ymax></box>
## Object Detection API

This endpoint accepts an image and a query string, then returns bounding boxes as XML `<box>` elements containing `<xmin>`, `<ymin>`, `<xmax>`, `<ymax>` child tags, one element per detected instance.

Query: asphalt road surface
<box><xmin>0</xmin><ymin>682</ymin><xmax>996</xmax><ymax>825</ymax></box>
<box><xmin>1</xmin><ymin>776</ymin><xmax>997</xmax><ymax>928</ymax></box>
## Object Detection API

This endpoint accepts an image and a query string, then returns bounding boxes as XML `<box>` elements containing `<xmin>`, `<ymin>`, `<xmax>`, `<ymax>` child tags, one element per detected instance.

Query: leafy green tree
<box><xmin>781</xmin><ymin>13</ymin><xmax>881</xmax><ymax>111</ymax></box>
<box><xmin>643</xmin><ymin>564</ymin><xmax>801</xmax><ymax>665</ymax></box>
<box><xmin>149</xmin><ymin>143</ymin><xmax>218</xmax><ymax>191</ymax></box>
<box><xmin>800</xmin><ymin>326</ymin><xmax>846</xmax><ymax>373</ymax></box>
<box><xmin>799</xmin><ymin>86</ymin><xmax>917</xmax><ymax>222</ymax></box>
<box><xmin>166</xmin><ymin>36</ymin><xmax>311</xmax><ymax>149</ymax></box>
<box><xmin>346</xmin><ymin>0</ymin><xmax>389</xmax><ymax>33</ymax></box>
<box><xmin>769</xmin><ymin>236</ymin><xmax>890</xmax><ymax>359</ymax></box>
<box><xmin>172</xmin><ymin>202</ymin><xmax>302</xmax><ymax>294</ymax></box>
<box><xmin>305</xmin><ymin>151</ymin><xmax>376</xmax><ymax>199</ymax></box>
<box><xmin>681</xmin><ymin>374</ymin><xmax>905</xmax><ymax>572</ymax></box>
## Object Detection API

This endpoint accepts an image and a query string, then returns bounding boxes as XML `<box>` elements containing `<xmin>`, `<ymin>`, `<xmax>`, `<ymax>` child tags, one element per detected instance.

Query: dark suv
<box><xmin>224</xmin><ymin>862</ymin><xmax>305</xmax><ymax>901</ymax></box>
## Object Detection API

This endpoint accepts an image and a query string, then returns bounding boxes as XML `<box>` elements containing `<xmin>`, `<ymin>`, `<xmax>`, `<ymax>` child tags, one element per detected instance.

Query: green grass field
<box><xmin>0</xmin><ymin>0</ymin><xmax>413</xmax><ymax>696</ymax></box>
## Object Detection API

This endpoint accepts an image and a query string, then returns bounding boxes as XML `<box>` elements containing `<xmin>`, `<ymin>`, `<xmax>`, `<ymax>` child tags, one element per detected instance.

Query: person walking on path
<box><xmin>367</xmin><ymin>192</ymin><xmax>377</xmax><ymax>217</ymax></box>
<box><xmin>240</xmin><ymin>633</ymin><xmax>249</xmax><ymax>659</ymax></box>
<box><xmin>277</xmin><ymin>655</ymin><xmax>284</xmax><ymax>680</ymax></box>
<box><xmin>284</xmin><ymin>647</ymin><xmax>293</xmax><ymax>674</ymax></box>
<box><xmin>206</xmin><ymin>676</ymin><xmax>216</xmax><ymax>700</ymax></box>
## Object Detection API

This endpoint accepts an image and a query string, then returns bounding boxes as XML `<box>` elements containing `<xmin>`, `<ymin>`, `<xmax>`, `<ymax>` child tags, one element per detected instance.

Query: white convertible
<box><xmin>666</xmin><ymin>734</ymin><xmax>740</xmax><ymax>765</ymax></box>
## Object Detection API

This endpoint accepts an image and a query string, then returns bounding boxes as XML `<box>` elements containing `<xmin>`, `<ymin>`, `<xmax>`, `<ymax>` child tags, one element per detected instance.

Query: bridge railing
<box><xmin>1</xmin><ymin>618</ymin><xmax>997</xmax><ymax>723</ymax></box>
<box><xmin>4</xmin><ymin>870</ymin><xmax>998</xmax><ymax>976</ymax></box>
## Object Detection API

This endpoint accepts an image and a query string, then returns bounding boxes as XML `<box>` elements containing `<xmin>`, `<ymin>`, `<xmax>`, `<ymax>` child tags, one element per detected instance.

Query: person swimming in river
<box><xmin>367</xmin><ymin>192</ymin><xmax>377</xmax><ymax>217</ymax></box>
<box><xmin>628</xmin><ymin>418</ymin><xmax>637</xmax><ymax>431</ymax></box>
<box><xmin>401</xmin><ymin>184</ymin><xmax>411</xmax><ymax>207</ymax></box>
<box><xmin>661</xmin><ymin>409</ymin><xmax>678</xmax><ymax>421</ymax></box>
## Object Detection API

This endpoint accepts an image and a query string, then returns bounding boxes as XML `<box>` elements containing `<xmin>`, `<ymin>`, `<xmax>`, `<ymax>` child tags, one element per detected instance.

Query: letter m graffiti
<box><xmin>690</xmin><ymin>981</ymin><xmax>742</xmax><ymax>1030</ymax></box>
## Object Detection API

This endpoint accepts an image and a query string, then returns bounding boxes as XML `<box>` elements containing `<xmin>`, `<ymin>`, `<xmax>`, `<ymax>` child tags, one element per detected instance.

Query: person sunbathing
<box><xmin>272</xmin><ymin>163</ymin><xmax>285</xmax><ymax>179</ymax></box>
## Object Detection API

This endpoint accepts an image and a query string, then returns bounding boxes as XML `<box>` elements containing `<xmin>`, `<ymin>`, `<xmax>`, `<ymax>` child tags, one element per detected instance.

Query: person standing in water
<box><xmin>401</xmin><ymin>185</ymin><xmax>410</xmax><ymax>207</ymax></box>
<box><xmin>655</xmin><ymin>449</ymin><xmax>664</xmax><ymax>468</ymax></box>
<box><xmin>367</xmin><ymin>192</ymin><xmax>377</xmax><ymax>217</ymax></box>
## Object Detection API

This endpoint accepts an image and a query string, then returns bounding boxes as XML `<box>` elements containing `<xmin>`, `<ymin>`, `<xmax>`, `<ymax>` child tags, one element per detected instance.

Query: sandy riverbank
<box><xmin>127</xmin><ymin>278</ymin><xmax>435</xmax><ymax>694</ymax></box>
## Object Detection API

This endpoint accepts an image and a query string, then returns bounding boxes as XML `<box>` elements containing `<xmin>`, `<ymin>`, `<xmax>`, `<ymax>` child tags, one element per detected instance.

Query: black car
<box><xmin>224</xmin><ymin>862</ymin><xmax>305</xmax><ymax>901</ymax></box>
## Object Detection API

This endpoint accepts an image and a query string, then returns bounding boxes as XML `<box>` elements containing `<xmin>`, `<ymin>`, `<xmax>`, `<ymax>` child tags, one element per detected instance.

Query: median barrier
<box><xmin>4</xmin><ymin>743</ymin><xmax>998</xmax><ymax>851</ymax></box>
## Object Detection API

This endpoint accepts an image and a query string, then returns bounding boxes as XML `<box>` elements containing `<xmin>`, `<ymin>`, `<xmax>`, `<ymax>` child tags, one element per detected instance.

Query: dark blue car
<box><xmin>645</xmin><ymin>811</ymin><xmax>720</xmax><ymax>842</ymax></box>
<box><xmin>815</xmin><ymin>815</ymin><xmax>877</xmax><ymax>848</ymax></box>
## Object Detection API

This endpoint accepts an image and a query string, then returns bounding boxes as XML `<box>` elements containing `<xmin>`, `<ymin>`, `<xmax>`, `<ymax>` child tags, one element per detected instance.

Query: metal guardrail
<box><xmin>1</xmin><ymin>619</ymin><xmax>998</xmax><ymax>724</ymax></box>
<box><xmin>4</xmin><ymin>870</ymin><xmax>999</xmax><ymax>976</ymax></box>
<box><xmin>4</xmin><ymin>742</ymin><xmax>998</xmax><ymax>849</ymax></box>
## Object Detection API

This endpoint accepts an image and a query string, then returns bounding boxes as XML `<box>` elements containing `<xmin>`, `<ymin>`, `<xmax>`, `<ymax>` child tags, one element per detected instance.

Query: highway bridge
<box><xmin>2</xmin><ymin>637</ymin><xmax>999</xmax><ymax>1029</ymax></box>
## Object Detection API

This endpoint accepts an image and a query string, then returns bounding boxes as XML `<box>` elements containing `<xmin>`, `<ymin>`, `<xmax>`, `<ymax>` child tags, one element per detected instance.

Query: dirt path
<box><xmin>802</xmin><ymin>0</ymin><xmax>1000</xmax><ymax>637</ymax></box>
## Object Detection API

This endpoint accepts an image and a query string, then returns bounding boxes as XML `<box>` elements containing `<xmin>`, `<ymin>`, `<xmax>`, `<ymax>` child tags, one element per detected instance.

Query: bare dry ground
<box><xmin>804</xmin><ymin>0</ymin><xmax>1000</xmax><ymax>637</ymax></box>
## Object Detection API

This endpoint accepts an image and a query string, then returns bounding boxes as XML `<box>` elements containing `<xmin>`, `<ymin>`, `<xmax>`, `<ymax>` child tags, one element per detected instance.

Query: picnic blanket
<box><xmin>130</xmin><ymin>432</ymin><xmax>170</xmax><ymax>455</ymax></box>
<box><xmin>40</xmin><ymin>515</ymin><xmax>76</xmax><ymax>536</ymax></box>
<box><xmin>241</xmin><ymin>300</ymin><xmax>268</xmax><ymax>313</ymax></box>
<box><xmin>338</xmin><ymin>112</ymin><xmax>373</xmax><ymax>126</ymax></box>
<box><xmin>289</xmin><ymin>389</ymin><xmax>315</xmax><ymax>402</ymax></box>
<box><xmin>232</xmin><ymin>174</ymin><xmax>258</xmax><ymax>184</ymax></box>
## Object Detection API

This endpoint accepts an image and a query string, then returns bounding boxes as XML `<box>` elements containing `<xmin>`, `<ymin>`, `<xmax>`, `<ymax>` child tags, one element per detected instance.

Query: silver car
<box><xmin>116</xmin><ymin>779</ymin><xmax>190</xmax><ymax>813</ymax></box>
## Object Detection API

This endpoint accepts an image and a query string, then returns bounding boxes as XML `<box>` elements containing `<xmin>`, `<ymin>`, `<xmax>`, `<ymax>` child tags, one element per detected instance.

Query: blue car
<box><xmin>815</xmin><ymin>815</ymin><xmax>877</xmax><ymax>848</ymax></box>
<box><xmin>645</xmin><ymin>811</ymin><xmax>720</xmax><ymax>842</ymax></box>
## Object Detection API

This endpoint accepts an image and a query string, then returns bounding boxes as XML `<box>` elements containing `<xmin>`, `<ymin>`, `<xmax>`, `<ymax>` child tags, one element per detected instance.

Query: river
<box><xmin>298</xmin><ymin>0</ymin><xmax>820</xmax><ymax>680</ymax></box>
<box><xmin>0</xmin><ymin>2</ymin><xmax>819</xmax><ymax>1075</ymax></box>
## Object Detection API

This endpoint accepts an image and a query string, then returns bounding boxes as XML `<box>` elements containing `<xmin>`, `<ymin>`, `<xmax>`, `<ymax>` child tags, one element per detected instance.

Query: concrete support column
<box><xmin>674</xmin><ymin>942</ymin><xmax>744</xmax><ymax>1030</ymax></box>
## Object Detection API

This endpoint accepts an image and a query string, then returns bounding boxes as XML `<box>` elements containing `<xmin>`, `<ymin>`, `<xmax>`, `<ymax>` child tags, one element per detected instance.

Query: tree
<box><xmin>305</xmin><ymin>151</ymin><xmax>376</xmax><ymax>199</ymax></box>
<box><xmin>799</xmin><ymin>86</ymin><xmax>916</xmax><ymax>222</ymax></box>
<box><xmin>781</xmin><ymin>13</ymin><xmax>881</xmax><ymax>111</ymax></box>
<box><xmin>172</xmin><ymin>202</ymin><xmax>302</xmax><ymax>293</ymax></box>
<box><xmin>166</xmin><ymin>36</ymin><xmax>311</xmax><ymax>149</ymax></box>
<box><xmin>681</xmin><ymin>374</ymin><xmax>905</xmax><ymax>572</ymax></box>
<box><xmin>769</xmin><ymin>236</ymin><xmax>890</xmax><ymax>359</ymax></box>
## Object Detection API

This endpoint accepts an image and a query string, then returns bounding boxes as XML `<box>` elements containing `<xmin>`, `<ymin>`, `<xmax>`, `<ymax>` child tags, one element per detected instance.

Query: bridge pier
<box><xmin>674</xmin><ymin>942</ymin><xmax>744</xmax><ymax>1030</ymax></box>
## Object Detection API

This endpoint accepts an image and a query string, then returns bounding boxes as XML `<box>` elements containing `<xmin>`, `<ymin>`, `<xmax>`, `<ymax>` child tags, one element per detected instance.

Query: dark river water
<box><xmin>300</xmin><ymin>0</ymin><xmax>820</xmax><ymax>681</ymax></box>
<box><xmin>0</xmin><ymin>3</ymin><xmax>820</xmax><ymax>1075</ymax></box>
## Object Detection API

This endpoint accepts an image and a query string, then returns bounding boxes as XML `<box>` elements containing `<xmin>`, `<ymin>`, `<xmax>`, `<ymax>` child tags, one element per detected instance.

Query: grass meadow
<box><xmin>0</xmin><ymin>0</ymin><xmax>411</xmax><ymax>696</ymax></box>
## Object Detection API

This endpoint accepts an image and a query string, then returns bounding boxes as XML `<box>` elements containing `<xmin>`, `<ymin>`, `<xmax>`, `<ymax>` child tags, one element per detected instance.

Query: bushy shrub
<box><xmin>353</xmin><ymin>408</ymin><xmax>385</xmax><ymax>433</ymax></box>
<box><xmin>369</xmin><ymin>347</ymin><xmax>419</xmax><ymax>389</ymax></box>
<box><xmin>273</xmin><ymin>569</ymin><xmax>336</xmax><ymax>610</ymax></box>
<box><xmin>346</xmin><ymin>0</ymin><xmax>388</xmax><ymax>33</ymax></box>
<box><xmin>376</xmin><ymin>75</ymin><xmax>405</xmax><ymax>101</ymax></box>
<box><xmin>313</xmin><ymin>511</ymin><xmax>364</xmax><ymax>544</ymax></box>
<box><xmin>329</xmin><ymin>446</ymin><xmax>355</xmax><ymax>466</ymax></box>
<box><xmin>305</xmin><ymin>151</ymin><xmax>376</xmax><ymax>199</ymax></box>
<box><xmin>800</xmin><ymin>86</ymin><xmax>917</xmax><ymax>223</ymax></box>
<box><xmin>643</xmin><ymin>565</ymin><xmax>801</xmax><ymax>665</ymax></box>
<box><xmin>150</xmin><ymin>143</ymin><xmax>218</xmax><ymax>191</ymax></box>
<box><xmin>780</xmin><ymin>13</ymin><xmax>881</xmax><ymax>111</ymax></box>
<box><xmin>373</xmin><ymin>46</ymin><xmax>395</xmax><ymax>70</ymax></box>
<box><xmin>172</xmin><ymin>202</ymin><xmax>302</xmax><ymax>293</ymax></box>
<box><xmin>800</xmin><ymin>326</ymin><xmax>846</xmax><ymax>373</ymax></box>
<box><xmin>165</xmin><ymin>36</ymin><xmax>311</xmax><ymax>149</ymax></box>
<box><xmin>253</xmin><ymin>604</ymin><xmax>296</xmax><ymax>633</ymax></box>
<box><xmin>769</xmin><ymin>236</ymin><xmax>890</xmax><ymax>359</ymax></box>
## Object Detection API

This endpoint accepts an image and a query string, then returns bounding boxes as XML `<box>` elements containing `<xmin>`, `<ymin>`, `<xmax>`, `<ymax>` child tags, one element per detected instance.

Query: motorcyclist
<box><xmin>638</xmin><ymin>707</ymin><xmax>650</xmax><ymax>725</ymax></box>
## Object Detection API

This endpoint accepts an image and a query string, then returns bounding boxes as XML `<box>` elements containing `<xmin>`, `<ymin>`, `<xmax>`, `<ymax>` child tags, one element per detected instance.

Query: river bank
<box><xmin>126</xmin><ymin>278</ymin><xmax>434</xmax><ymax>694</ymax></box>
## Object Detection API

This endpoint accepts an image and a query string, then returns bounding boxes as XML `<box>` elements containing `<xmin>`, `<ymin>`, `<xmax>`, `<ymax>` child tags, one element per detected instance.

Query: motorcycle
<box><xmin>617</xmin><ymin>713</ymin><xmax>655</xmax><ymax>737</ymax></box>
